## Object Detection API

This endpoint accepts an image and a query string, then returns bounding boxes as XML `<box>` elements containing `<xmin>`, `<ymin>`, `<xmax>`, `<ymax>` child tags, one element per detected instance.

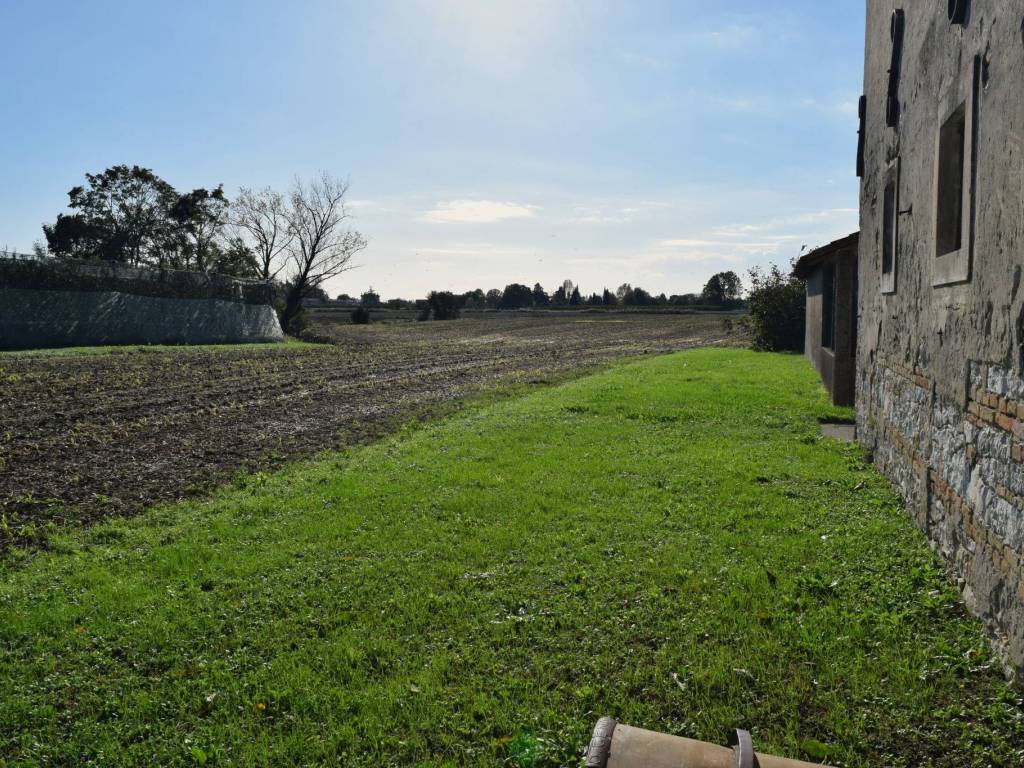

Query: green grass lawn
<box><xmin>1</xmin><ymin>349</ymin><xmax>1021</xmax><ymax>767</ymax></box>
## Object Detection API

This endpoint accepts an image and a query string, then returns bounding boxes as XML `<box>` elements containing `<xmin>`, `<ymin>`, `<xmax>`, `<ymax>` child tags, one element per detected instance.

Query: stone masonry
<box><xmin>857</xmin><ymin>2</ymin><xmax>1024</xmax><ymax>675</ymax></box>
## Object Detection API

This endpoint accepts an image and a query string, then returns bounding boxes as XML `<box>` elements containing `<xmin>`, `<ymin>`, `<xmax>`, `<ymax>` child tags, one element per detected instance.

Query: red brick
<box><xmin>996</xmin><ymin>412</ymin><xmax>1016</xmax><ymax>432</ymax></box>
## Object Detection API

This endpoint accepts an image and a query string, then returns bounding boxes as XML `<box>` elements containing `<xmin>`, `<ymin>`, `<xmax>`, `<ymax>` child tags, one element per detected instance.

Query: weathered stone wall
<box><xmin>858</xmin><ymin>1</ymin><xmax>1024</xmax><ymax>674</ymax></box>
<box><xmin>0</xmin><ymin>257</ymin><xmax>283</xmax><ymax>349</ymax></box>
<box><xmin>0</xmin><ymin>288</ymin><xmax>284</xmax><ymax>349</ymax></box>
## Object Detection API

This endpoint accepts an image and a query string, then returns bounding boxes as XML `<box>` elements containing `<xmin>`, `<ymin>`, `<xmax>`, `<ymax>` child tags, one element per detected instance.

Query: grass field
<box><xmin>0</xmin><ymin>313</ymin><xmax>731</xmax><ymax>550</ymax></box>
<box><xmin>1</xmin><ymin>349</ymin><xmax>1021</xmax><ymax>767</ymax></box>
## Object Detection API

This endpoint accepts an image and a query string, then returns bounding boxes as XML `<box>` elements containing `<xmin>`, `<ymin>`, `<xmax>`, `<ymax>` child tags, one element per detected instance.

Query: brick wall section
<box><xmin>861</xmin><ymin>357</ymin><xmax>1024</xmax><ymax>674</ymax></box>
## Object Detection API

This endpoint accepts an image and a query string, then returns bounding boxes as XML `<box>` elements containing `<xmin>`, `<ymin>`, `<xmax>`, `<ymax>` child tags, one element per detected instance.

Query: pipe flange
<box><xmin>585</xmin><ymin>717</ymin><xmax>617</xmax><ymax>768</ymax></box>
<box><xmin>727</xmin><ymin>729</ymin><xmax>758</xmax><ymax>768</ymax></box>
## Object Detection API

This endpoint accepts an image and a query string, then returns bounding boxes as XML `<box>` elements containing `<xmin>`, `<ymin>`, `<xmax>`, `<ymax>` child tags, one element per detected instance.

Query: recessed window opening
<box><xmin>887</xmin><ymin>10</ymin><xmax>906</xmax><ymax>128</ymax></box>
<box><xmin>821</xmin><ymin>263</ymin><xmax>836</xmax><ymax>350</ymax></box>
<box><xmin>936</xmin><ymin>103</ymin><xmax>967</xmax><ymax>256</ymax></box>
<box><xmin>883</xmin><ymin>181</ymin><xmax>897</xmax><ymax>276</ymax></box>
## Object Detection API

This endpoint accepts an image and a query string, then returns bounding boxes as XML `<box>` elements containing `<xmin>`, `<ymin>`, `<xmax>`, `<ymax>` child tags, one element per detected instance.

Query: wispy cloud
<box><xmin>418</xmin><ymin>199</ymin><xmax>538</xmax><ymax>224</ymax></box>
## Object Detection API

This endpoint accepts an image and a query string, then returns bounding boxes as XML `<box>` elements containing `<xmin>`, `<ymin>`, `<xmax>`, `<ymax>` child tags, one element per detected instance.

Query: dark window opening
<box><xmin>883</xmin><ymin>180</ymin><xmax>897</xmax><ymax>276</ymax></box>
<box><xmin>887</xmin><ymin>10</ymin><xmax>905</xmax><ymax>128</ymax></box>
<box><xmin>856</xmin><ymin>95</ymin><xmax>867</xmax><ymax>177</ymax></box>
<box><xmin>936</xmin><ymin>103</ymin><xmax>966</xmax><ymax>256</ymax></box>
<box><xmin>821</xmin><ymin>263</ymin><xmax>836</xmax><ymax>350</ymax></box>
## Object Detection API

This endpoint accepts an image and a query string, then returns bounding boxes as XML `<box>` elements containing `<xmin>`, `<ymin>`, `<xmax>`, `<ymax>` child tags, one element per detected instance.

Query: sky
<box><xmin>0</xmin><ymin>1</ymin><xmax>865</xmax><ymax>300</ymax></box>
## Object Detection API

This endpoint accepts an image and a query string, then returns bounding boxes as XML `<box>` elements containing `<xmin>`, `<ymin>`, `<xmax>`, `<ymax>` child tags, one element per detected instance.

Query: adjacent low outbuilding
<box><xmin>794</xmin><ymin>232</ymin><xmax>859</xmax><ymax>406</ymax></box>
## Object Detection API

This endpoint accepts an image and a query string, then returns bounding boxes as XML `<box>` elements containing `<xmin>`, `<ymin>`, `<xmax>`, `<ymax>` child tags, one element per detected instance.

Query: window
<box><xmin>881</xmin><ymin>158</ymin><xmax>900</xmax><ymax>294</ymax></box>
<box><xmin>856</xmin><ymin>95</ymin><xmax>867</xmax><ymax>177</ymax></box>
<box><xmin>932</xmin><ymin>56</ymin><xmax>979</xmax><ymax>286</ymax></box>
<box><xmin>935</xmin><ymin>104</ymin><xmax>966</xmax><ymax>256</ymax></box>
<box><xmin>821</xmin><ymin>263</ymin><xmax>836</xmax><ymax>350</ymax></box>
<box><xmin>886</xmin><ymin>10</ymin><xmax>906</xmax><ymax>128</ymax></box>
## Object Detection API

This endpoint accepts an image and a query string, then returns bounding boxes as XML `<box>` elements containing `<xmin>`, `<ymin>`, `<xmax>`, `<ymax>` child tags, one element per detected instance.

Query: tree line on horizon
<box><xmin>324</xmin><ymin>272</ymin><xmax>745</xmax><ymax>316</ymax></box>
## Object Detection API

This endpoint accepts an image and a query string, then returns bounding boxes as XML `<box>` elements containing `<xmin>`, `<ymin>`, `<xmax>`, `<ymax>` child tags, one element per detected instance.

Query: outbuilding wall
<box><xmin>857</xmin><ymin>1</ymin><xmax>1024</xmax><ymax>673</ymax></box>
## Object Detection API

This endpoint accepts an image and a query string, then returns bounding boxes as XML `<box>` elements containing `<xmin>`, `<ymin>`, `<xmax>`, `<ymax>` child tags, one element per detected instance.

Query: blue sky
<box><xmin>0</xmin><ymin>1</ymin><xmax>864</xmax><ymax>299</ymax></box>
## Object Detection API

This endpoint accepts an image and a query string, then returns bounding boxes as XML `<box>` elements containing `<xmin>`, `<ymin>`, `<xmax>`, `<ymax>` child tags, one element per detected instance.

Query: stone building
<box><xmin>856</xmin><ymin>1</ymin><xmax>1024</xmax><ymax>673</ymax></box>
<box><xmin>794</xmin><ymin>233</ymin><xmax>860</xmax><ymax>406</ymax></box>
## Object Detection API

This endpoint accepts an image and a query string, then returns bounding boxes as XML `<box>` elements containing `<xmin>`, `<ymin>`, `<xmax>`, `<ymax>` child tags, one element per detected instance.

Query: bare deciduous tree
<box><xmin>281</xmin><ymin>172</ymin><xmax>367</xmax><ymax>333</ymax></box>
<box><xmin>231</xmin><ymin>186</ymin><xmax>294</xmax><ymax>281</ymax></box>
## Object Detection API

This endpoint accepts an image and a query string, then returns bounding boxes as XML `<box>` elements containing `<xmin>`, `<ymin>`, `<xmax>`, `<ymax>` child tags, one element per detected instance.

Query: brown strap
<box><xmin>727</xmin><ymin>729</ymin><xmax>758</xmax><ymax>768</ymax></box>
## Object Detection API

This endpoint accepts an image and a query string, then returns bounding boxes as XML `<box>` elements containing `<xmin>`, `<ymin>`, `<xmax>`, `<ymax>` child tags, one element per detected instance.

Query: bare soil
<box><xmin>0</xmin><ymin>312</ymin><xmax>737</xmax><ymax>550</ymax></box>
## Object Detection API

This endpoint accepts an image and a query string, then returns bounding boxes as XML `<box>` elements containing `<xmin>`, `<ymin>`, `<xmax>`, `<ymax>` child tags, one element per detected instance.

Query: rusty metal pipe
<box><xmin>585</xmin><ymin>718</ymin><xmax>833</xmax><ymax>768</ymax></box>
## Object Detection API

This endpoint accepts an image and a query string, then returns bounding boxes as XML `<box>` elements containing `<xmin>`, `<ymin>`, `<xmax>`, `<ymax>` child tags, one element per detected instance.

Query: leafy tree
<box><xmin>169</xmin><ymin>185</ymin><xmax>230</xmax><ymax>272</ymax></box>
<box><xmin>569</xmin><ymin>286</ymin><xmax>582</xmax><ymax>306</ymax></box>
<box><xmin>587</xmin><ymin>292</ymin><xmax>603</xmax><ymax>306</ymax></box>
<box><xmin>532</xmin><ymin>283</ymin><xmax>549</xmax><ymax>307</ymax></box>
<box><xmin>426</xmin><ymin>290</ymin><xmax>464</xmax><ymax>320</ymax></box>
<box><xmin>208</xmin><ymin>236</ymin><xmax>258</xmax><ymax>278</ymax></box>
<box><xmin>462</xmin><ymin>288</ymin><xmax>485</xmax><ymax>309</ymax></box>
<box><xmin>701</xmin><ymin>270</ymin><xmax>743</xmax><ymax>307</ymax></box>
<box><xmin>602</xmin><ymin>288</ymin><xmax>617</xmax><ymax>306</ymax></box>
<box><xmin>615</xmin><ymin>283</ymin><xmax>632</xmax><ymax>302</ymax></box>
<box><xmin>630</xmin><ymin>287</ymin><xmax>652</xmax><ymax>305</ymax></box>
<box><xmin>499</xmin><ymin>283</ymin><xmax>534</xmax><ymax>309</ymax></box>
<box><xmin>745</xmin><ymin>262</ymin><xmax>805</xmax><ymax>351</ymax></box>
<box><xmin>43</xmin><ymin>165</ymin><xmax>178</xmax><ymax>266</ymax></box>
<box><xmin>484</xmin><ymin>288</ymin><xmax>503</xmax><ymax>309</ymax></box>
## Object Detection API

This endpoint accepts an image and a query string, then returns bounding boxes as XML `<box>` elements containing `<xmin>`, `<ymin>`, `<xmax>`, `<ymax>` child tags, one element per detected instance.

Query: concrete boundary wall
<box><xmin>0</xmin><ymin>288</ymin><xmax>284</xmax><ymax>349</ymax></box>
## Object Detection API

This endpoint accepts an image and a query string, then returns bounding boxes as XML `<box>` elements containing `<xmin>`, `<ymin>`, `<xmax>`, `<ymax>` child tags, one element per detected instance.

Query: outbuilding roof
<box><xmin>792</xmin><ymin>232</ymin><xmax>859</xmax><ymax>279</ymax></box>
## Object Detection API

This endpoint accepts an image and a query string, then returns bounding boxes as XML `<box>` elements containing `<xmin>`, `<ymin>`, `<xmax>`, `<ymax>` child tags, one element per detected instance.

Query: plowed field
<box><xmin>0</xmin><ymin>312</ymin><xmax>736</xmax><ymax>549</ymax></box>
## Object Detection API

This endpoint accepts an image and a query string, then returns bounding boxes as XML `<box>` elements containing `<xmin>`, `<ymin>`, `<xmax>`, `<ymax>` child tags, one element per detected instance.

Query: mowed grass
<box><xmin>1</xmin><ymin>349</ymin><xmax>1022</xmax><ymax>767</ymax></box>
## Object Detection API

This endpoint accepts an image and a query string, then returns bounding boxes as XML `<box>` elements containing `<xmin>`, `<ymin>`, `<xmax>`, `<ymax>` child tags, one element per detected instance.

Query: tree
<box><xmin>701</xmin><ymin>270</ymin><xmax>743</xmax><ymax>307</ymax></box>
<box><xmin>498</xmin><ymin>283</ymin><xmax>533</xmax><ymax>309</ymax></box>
<box><xmin>615</xmin><ymin>283</ymin><xmax>632</xmax><ymax>302</ymax></box>
<box><xmin>462</xmin><ymin>288</ymin><xmax>485</xmax><ymax>309</ymax></box>
<box><xmin>231</xmin><ymin>186</ymin><xmax>294</xmax><ymax>281</ymax></box>
<box><xmin>745</xmin><ymin>262</ymin><xmax>805</xmax><ymax>351</ymax></box>
<box><xmin>587</xmin><ymin>292</ymin><xmax>603</xmax><ymax>306</ymax></box>
<box><xmin>361</xmin><ymin>288</ymin><xmax>381</xmax><ymax>306</ymax></box>
<box><xmin>569</xmin><ymin>286</ymin><xmax>582</xmax><ymax>306</ymax></box>
<box><xmin>562</xmin><ymin>279</ymin><xmax>575</xmax><ymax>298</ymax></box>
<box><xmin>208</xmin><ymin>236</ymin><xmax>258</xmax><ymax>278</ymax></box>
<box><xmin>43</xmin><ymin>165</ymin><xmax>178</xmax><ymax>266</ymax></box>
<box><xmin>631</xmin><ymin>287</ymin><xmax>652</xmax><ymax>305</ymax></box>
<box><xmin>169</xmin><ymin>185</ymin><xmax>230</xmax><ymax>272</ymax></box>
<box><xmin>485</xmin><ymin>288</ymin><xmax>503</xmax><ymax>308</ymax></box>
<box><xmin>602</xmin><ymin>288</ymin><xmax>617</xmax><ymax>306</ymax></box>
<box><xmin>280</xmin><ymin>172</ymin><xmax>368</xmax><ymax>334</ymax></box>
<box><xmin>551</xmin><ymin>285</ymin><xmax>567</xmax><ymax>305</ymax></box>
<box><xmin>532</xmin><ymin>283</ymin><xmax>549</xmax><ymax>307</ymax></box>
<box><xmin>426</xmin><ymin>291</ymin><xmax>464</xmax><ymax>320</ymax></box>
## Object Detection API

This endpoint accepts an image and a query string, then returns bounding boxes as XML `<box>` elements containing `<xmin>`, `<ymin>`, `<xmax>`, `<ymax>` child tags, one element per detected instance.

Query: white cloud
<box><xmin>418</xmin><ymin>199</ymin><xmax>538</xmax><ymax>224</ymax></box>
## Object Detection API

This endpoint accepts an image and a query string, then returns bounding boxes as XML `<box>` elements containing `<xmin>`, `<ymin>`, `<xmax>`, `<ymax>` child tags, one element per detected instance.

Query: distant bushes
<box><xmin>744</xmin><ymin>263</ymin><xmax>805</xmax><ymax>352</ymax></box>
<box><xmin>422</xmin><ymin>291</ymin><xmax>464</xmax><ymax>321</ymax></box>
